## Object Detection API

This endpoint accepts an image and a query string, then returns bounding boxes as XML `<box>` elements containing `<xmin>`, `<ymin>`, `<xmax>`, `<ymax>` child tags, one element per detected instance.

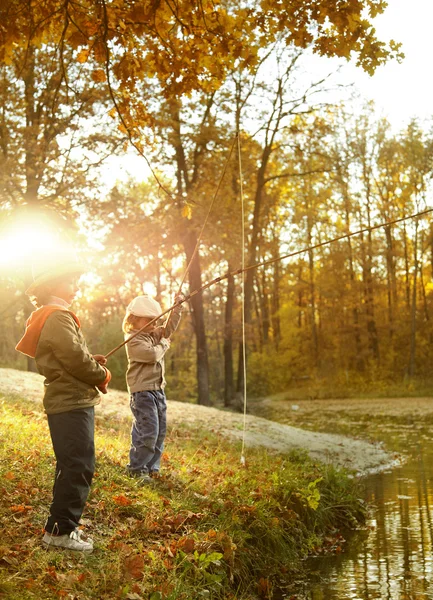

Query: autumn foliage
<box><xmin>0</xmin><ymin>0</ymin><xmax>402</xmax><ymax>137</ymax></box>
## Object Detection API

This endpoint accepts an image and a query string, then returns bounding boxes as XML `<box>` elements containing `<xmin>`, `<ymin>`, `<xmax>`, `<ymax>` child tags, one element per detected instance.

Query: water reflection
<box><xmin>300</xmin><ymin>435</ymin><xmax>433</xmax><ymax>599</ymax></box>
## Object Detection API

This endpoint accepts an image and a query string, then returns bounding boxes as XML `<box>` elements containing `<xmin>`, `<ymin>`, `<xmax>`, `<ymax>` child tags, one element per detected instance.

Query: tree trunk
<box><xmin>403</xmin><ymin>222</ymin><xmax>411</xmax><ymax>310</ymax></box>
<box><xmin>360</xmin><ymin>208</ymin><xmax>380</xmax><ymax>363</ymax></box>
<box><xmin>306</xmin><ymin>205</ymin><xmax>319</xmax><ymax>367</ymax></box>
<box><xmin>258</xmin><ymin>270</ymin><xmax>270</xmax><ymax>344</ymax></box>
<box><xmin>308</xmin><ymin>246</ymin><xmax>319</xmax><ymax>367</ymax></box>
<box><xmin>183</xmin><ymin>229</ymin><xmax>211</xmax><ymax>405</ymax></box>
<box><xmin>344</xmin><ymin>215</ymin><xmax>363</xmax><ymax>369</ymax></box>
<box><xmin>430</xmin><ymin>222</ymin><xmax>433</xmax><ymax>276</ymax></box>
<box><xmin>271</xmin><ymin>242</ymin><xmax>281</xmax><ymax>347</ymax></box>
<box><xmin>408</xmin><ymin>220</ymin><xmax>419</xmax><ymax>377</ymax></box>
<box><xmin>297</xmin><ymin>262</ymin><xmax>304</xmax><ymax>328</ymax></box>
<box><xmin>169</xmin><ymin>99</ymin><xmax>211</xmax><ymax>405</ymax></box>
<box><xmin>223</xmin><ymin>266</ymin><xmax>235</xmax><ymax>407</ymax></box>
<box><xmin>237</xmin><ymin>157</ymin><xmax>269</xmax><ymax>393</ymax></box>
<box><xmin>384</xmin><ymin>225</ymin><xmax>395</xmax><ymax>339</ymax></box>
<box><xmin>253</xmin><ymin>280</ymin><xmax>263</xmax><ymax>352</ymax></box>
<box><xmin>366</xmin><ymin>225</ymin><xmax>380</xmax><ymax>362</ymax></box>
<box><xmin>23</xmin><ymin>45</ymin><xmax>41</xmax><ymax>203</ymax></box>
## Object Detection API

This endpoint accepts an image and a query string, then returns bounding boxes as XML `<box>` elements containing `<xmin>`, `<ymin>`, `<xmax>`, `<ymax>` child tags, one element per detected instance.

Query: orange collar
<box><xmin>15</xmin><ymin>306</ymin><xmax>80</xmax><ymax>358</ymax></box>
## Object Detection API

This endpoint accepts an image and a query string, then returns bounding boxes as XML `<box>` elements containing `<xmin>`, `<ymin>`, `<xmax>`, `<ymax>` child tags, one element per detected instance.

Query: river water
<box><xmin>295</xmin><ymin>427</ymin><xmax>433</xmax><ymax>599</ymax></box>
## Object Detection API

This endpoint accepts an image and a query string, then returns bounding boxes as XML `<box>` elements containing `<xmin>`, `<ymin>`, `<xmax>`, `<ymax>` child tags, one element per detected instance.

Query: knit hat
<box><xmin>25</xmin><ymin>251</ymin><xmax>84</xmax><ymax>295</ymax></box>
<box><xmin>127</xmin><ymin>295</ymin><xmax>162</xmax><ymax>318</ymax></box>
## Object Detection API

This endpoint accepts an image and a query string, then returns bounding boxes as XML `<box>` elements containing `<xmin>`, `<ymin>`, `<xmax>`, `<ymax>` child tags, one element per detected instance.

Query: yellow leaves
<box><xmin>182</xmin><ymin>204</ymin><xmax>192</xmax><ymax>220</ymax></box>
<box><xmin>76</xmin><ymin>49</ymin><xmax>89</xmax><ymax>64</ymax></box>
<box><xmin>93</xmin><ymin>41</ymin><xmax>107</xmax><ymax>64</ymax></box>
<box><xmin>67</xmin><ymin>31</ymin><xmax>89</xmax><ymax>49</ymax></box>
<box><xmin>347</xmin><ymin>13</ymin><xmax>361</xmax><ymax>33</ymax></box>
<box><xmin>134</xmin><ymin>140</ymin><xmax>144</xmax><ymax>154</ymax></box>
<box><xmin>91</xmin><ymin>69</ymin><xmax>107</xmax><ymax>83</ymax></box>
<box><xmin>205</xmin><ymin>529</ymin><xmax>217</xmax><ymax>539</ymax></box>
<box><xmin>0</xmin><ymin>0</ymin><xmax>399</xmax><ymax>120</ymax></box>
<box><xmin>126</xmin><ymin>4</ymin><xmax>145</xmax><ymax>23</ymax></box>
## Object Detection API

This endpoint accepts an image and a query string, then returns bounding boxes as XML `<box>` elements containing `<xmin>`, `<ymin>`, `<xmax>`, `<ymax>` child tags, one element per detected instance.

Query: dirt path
<box><xmin>0</xmin><ymin>368</ymin><xmax>397</xmax><ymax>474</ymax></box>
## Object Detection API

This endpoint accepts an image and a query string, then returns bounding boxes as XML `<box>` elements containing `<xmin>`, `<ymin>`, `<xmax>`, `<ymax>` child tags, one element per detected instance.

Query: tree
<box><xmin>234</xmin><ymin>50</ymin><xmax>335</xmax><ymax>391</ymax></box>
<box><xmin>0</xmin><ymin>43</ymin><xmax>120</xmax><ymax>209</ymax></box>
<box><xmin>0</xmin><ymin>0</ymin><xmax>402</xmax><ymax>159</ymax></box>
<box><xmin>399</xmin><ymin>121</ymin><xmax>433</xmax><ymax>377</ymax></box>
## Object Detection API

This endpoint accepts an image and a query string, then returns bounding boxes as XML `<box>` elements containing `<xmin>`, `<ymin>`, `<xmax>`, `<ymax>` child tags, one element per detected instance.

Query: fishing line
<box><xmin>238</xmin><ymin>132</ymin><xmax>248</xmax><ymax>467</ymax></box>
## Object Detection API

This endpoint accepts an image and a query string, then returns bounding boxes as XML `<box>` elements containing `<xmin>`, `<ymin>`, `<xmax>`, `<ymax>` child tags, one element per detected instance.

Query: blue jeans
<box><xmin>127</xmin><ymin>390</ymin><xmax>167</xmax><ymax>475</ymax></box>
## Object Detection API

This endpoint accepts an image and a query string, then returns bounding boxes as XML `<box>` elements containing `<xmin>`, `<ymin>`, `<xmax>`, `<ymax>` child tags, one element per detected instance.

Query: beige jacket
<box><xmin>125</xmin><ymin>307</ymin><xmax>182</xmax><ymax>393</ymax></box>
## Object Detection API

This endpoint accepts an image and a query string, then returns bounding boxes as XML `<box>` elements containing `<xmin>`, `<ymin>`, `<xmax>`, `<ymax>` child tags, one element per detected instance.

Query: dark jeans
<box><xmin>128</xmin><ymin>390</ymin><xmax>167</xmax><ymax>475</ymax></box>
<box><xmin>45</xmin><ymin>407</ymin><xmax>95</xmax><ymax>535</ymax></box>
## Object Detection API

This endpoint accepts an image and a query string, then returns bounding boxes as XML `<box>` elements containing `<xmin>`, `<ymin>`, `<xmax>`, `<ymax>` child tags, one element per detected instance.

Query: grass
<box><xmin>0</xmin><ymin>394</ymin><xmax>367</xmax><ymax>600</ymax></box>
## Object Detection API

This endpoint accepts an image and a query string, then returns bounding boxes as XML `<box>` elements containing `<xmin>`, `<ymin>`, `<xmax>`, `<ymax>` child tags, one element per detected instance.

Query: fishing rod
<box><xmin>104</xmin><ymin>206</ymin><xmax>433</xmax><ymax>359</ymax></box>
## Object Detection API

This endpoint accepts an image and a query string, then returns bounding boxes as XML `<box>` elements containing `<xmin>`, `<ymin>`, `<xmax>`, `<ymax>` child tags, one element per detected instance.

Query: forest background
<box><xmin>1</xmin><ymin>0</ymin><xmax>432</xmax><ymax>409</ymax></box>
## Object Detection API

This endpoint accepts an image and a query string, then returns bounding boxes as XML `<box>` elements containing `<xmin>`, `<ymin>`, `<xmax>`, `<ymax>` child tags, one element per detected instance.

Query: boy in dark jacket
<box><xmin>16</xmin><ymin>257</ymin><xmax>111</xmax><ymax>552</ymax></box>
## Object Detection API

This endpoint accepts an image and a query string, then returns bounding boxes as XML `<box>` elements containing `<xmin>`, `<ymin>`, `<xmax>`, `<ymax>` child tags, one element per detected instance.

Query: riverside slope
<box><xmin>0</xmin><ymin>368</ymin><xmax>395</xmax><ymax>474</ymax></box>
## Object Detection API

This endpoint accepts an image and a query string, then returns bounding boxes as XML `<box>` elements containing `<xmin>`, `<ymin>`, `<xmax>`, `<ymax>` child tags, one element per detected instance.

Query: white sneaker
<box><xmin>42</xmin><ymin>528</ymin><xmax>93</xmax><ymax>552</ymax></box>
<box><xmin>128</xmin><ymin>471</ymin><xmax>153</xmax><ymax>485</ymax></box>
<box><xmin>134</xmin><ymin>473</ymin><xmax>152</xmax><ymax>485</ymax></box>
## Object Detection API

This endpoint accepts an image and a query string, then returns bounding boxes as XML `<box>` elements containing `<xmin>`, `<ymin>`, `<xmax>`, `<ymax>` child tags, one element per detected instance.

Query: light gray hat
<box><xmin>127</xmin><ymin>295</ymin><xmax>162</xmax><ymax>318</ymax></box>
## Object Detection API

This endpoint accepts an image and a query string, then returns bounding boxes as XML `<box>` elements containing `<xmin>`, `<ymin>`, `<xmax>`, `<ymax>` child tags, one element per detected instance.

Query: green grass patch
<box><xmin>0</xmin><ymin>394</ymin><xmax>366</xmax><ymax>599</ymax></box>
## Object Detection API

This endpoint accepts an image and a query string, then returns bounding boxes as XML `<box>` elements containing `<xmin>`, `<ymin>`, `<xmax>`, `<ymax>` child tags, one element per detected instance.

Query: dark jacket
<box><xmin>16</xmin><ymin>306</ymin><xmax>108</xmax><ymax>414</ymax></box>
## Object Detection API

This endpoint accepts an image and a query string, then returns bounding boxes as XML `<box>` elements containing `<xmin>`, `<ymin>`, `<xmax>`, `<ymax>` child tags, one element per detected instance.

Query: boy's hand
<box><xmin>93</xmin><ymin>354</ymin><xmax>107</xmax><ymax>365</ymax></box>
<box><xmin>97</xmin><ymin>366</ymin><xmax>111</xmax><ymax>394</ymax></box>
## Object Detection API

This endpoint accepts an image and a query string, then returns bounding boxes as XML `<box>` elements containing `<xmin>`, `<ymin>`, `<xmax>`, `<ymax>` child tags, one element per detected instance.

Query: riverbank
<box><xmin>0</xmin><ymin>368</ymin><xmax>395</xmax><ymax>474</ymax></box>
<box><xmin>283</xmin><ymin>399</ymin><xmax>433</xmax><ymax>599</ymax></box>
<box><xmin>248</xmin><ymin>393</ymin><xmax>433</xmax><ymax>453</ymax></box>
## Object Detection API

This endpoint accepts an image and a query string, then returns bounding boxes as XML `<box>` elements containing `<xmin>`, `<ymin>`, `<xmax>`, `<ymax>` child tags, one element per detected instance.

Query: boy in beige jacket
<box><xmin>122</xmin><ymin>294</ymin><xmax>183</xmax><ymax>484</ymax></box>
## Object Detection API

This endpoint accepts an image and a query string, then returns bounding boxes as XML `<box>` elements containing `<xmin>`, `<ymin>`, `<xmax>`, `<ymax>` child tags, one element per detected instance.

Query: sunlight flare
<box><xmin>0</xmin><ymin>214</ymin><xmax>71</xmax><ymax>269</ymax></box>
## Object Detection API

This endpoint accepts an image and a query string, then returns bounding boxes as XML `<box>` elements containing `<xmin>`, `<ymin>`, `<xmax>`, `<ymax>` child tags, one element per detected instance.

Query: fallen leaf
<box><xmin>10</xmin><ymin>505</ymin><xmax>32</xmax><ymax>513</ymax></box>
<box><xmin>113</xmin><ymin>494</ymin><xmax>132</xmax><ymax>506</ymax></box>
<box><xmin>178</xmin><ymin>537</ymin><xmax>195</xmax><ymax>553</ymax></box>
<box><xmin>123</xmin><ymin>554</ymin><xmax>145</xmax><ymax>580</ymax></box>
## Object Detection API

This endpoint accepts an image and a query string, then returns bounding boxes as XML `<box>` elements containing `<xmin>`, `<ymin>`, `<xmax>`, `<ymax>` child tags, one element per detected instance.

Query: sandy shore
<box><xmin>0</xmin><ymin>368</ymin><xmax>398</xmax><ymax>474</ymax></box>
